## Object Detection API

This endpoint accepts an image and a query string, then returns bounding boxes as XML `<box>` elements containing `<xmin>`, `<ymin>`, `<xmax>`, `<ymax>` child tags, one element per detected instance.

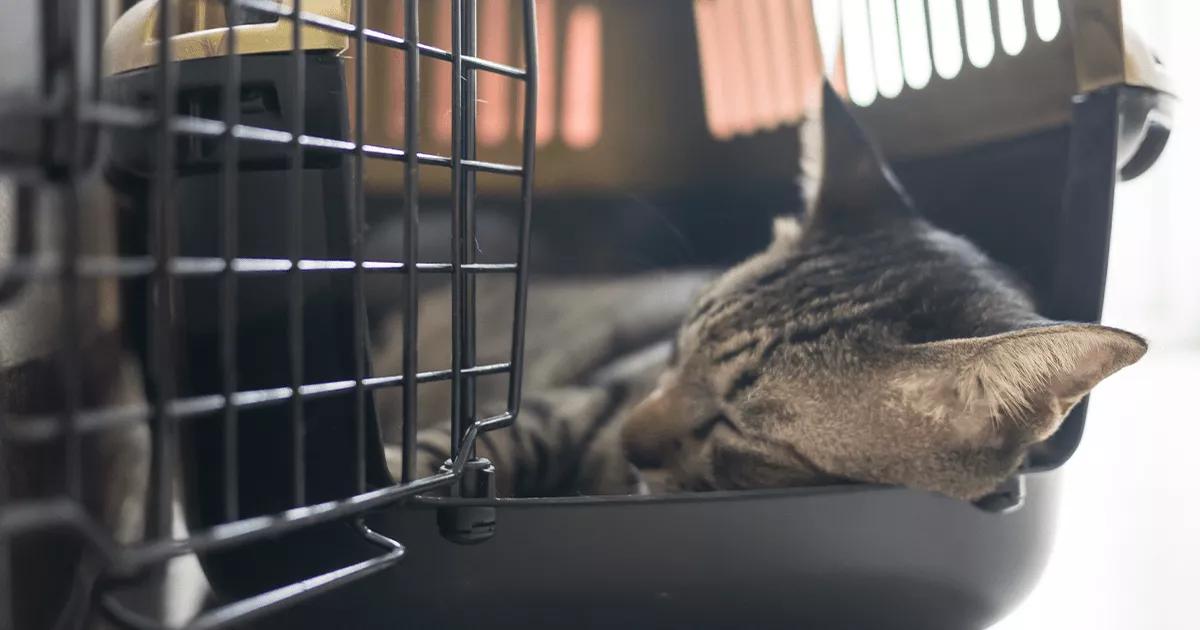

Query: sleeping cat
<box><xmin>378</xmin><ymin>83</ymin><xmax>1145</xmax><ymax>501</ymax></box>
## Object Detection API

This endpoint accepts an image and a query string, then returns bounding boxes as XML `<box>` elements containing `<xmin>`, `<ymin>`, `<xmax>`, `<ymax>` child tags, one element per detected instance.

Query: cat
<box><xmin>0</xmin><ymin>173</ymin><xmax>150</xmax><ymax>630</ymax></box>
<box><xmin>381</xmin><ymin>83</ymin><xmax>1147</xmax><ymax>501</ymax></box>
<box><xmin>373</xmin><ymin>271</ymin><xmax>715</xmax><ymax>496</ymax></box>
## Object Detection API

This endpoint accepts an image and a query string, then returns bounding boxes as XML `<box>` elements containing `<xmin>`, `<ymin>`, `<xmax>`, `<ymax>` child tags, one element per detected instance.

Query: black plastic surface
<box><xmin>259</xmin><ymin>472</ymin><xmax>1060</xmax><ymax>629</ymax></box>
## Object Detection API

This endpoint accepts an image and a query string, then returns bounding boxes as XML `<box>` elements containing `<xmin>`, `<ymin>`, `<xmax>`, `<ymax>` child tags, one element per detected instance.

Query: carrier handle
<box><xmin>105</xmin><ymin>0</ymin><xmax>351</xmax><ymax>76</ymax></box>
<box><xmin>97</xmin><ymin>521</ymin><xmax>404</xmax><ymax>630</ymax></box>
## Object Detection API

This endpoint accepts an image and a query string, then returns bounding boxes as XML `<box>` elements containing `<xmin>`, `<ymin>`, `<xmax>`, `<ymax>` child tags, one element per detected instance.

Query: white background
<box><xmin>993</xmin><ymin>2</ymin><xmax>1200</xmax><ymax>628</ymax></box>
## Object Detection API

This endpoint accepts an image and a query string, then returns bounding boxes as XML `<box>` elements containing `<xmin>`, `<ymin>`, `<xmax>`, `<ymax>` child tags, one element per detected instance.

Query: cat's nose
<box><xmin>623</xmin><ymin>428</ymin><xmax>666</xmax><ymax>469</ymax></box>
<box><xmin>620</xmin><ymin>384</ymin><xmax>685</xmax><ymax>469</ymax></box>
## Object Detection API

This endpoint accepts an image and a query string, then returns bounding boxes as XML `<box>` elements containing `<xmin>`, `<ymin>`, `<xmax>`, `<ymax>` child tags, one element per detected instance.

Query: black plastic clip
<box><xmin>436</xmin><ymin>458</ymin><xmax>498</xmax><ymax>545</ymax></box>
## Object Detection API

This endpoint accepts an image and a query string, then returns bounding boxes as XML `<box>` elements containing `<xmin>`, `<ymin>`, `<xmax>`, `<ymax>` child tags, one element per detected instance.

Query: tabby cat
<box><xmin>377</xmin><ymin>83</ymin><xmax>1146</xmax><ymax>502</ymax></box>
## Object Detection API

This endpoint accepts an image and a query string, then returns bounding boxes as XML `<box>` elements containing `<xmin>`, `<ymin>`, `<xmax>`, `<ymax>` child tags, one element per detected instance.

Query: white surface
<box><xmin>993</xmin><ymin>3</ymin><xmax>1200</xmax><ymax>628</ymax></box>
<box><xmin>991</xmin><ymin>349</ymin><xmax>1200</xmax><ymax>630</ymax></box>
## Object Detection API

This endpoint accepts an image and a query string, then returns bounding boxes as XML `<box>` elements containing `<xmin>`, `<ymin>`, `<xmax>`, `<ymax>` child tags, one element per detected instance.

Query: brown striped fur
<box><xmin>618</xmin><ymin>85</ymin><xmax>1145</xmax><ymax>500</ymax></box>
<box><xmin>382</xmin><ymin>84</ymin><xmax>1145</xmax><ymax>502</ymax></box>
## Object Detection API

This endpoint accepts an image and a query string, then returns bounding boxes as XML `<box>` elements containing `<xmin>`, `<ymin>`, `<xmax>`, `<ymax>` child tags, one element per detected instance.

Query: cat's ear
<box><xmin>903</xmin><ymin>324</ymin><xmax>1147</xmax><ymax>445</ymax></box>
<box><xmin>799</xmin><ymin>82</ymin><xmax>915</xmax><ymax>233</ymax></box>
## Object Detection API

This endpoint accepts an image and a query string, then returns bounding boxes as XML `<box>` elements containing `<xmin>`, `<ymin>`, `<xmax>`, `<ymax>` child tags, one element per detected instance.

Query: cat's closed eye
<box><xmin>617</xmin><ymin>83</ymin><xmax>1147</xmax><ymax>501</ymax></box>
<box><xmin>690</xmin><ymin>413</ymin><xmax>737</xmax><ymax>439</ymax></box>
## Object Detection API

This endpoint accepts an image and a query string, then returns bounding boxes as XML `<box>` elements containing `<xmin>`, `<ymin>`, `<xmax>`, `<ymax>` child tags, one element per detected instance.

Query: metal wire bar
<box><xmin>449</xmin><ymin>0</ymin><xmax>466</xmax><ymax>459</ymax></box>
<box><xmin>2</xmin><ymin>361</ymin><xmax>515</xmax><ymax>444</ymax></box>
<box><xmin>459</xmin><ymin>0</ymin><xmax>481</xmax><ymax>457</ymax></box>
<box><xmin>507</xmin><ymin>0</ymin><xmax>539</xmax><ymax>418</ymax></box>
<box><xmin>0</xmin><ymin>409</ymin><xmax>515</xmax><ymax>575</ymax></box>
<box><xmin>0</xmin><ymin>256</ymin><xmax>517</xmax><ymax>281</ymax></box>
<box><xmin>351</xmin><ymin>0</ymin><xmax>368</xmax><ymax>495</ymax></box>
<box><xmin>100</xmin><ymin>521</ymin><xmax>405</xmax><ymax>630</ymax></box>
<box><xmin>77</xmin><ymin>103</ymin><xmax>526</xmax><ymax>172</ymax></box>
<box><xmin>287</xmin><ymin>0</ymin><xmax>308</xmax><ymax>508</ymax></box>
<box><xmin>18</xmin><ymin>468</ymin><xmax>430</xmax><ymax>619</ymax></box>
<box><xmin>221</xmin><ymin>0</ymin><xmax>243</xmax><ymax>523</ymax></box>
<box><xmin>401</xmin><ymin>0</ymin><xmax>421</xmax><ymax>483</ymax></box>
<box><xmin>59</xmin><ymin>0</ymin><xmax>87</xmax><ymax>505</ymax></box>
<box><xmin>149</xmin><ymin>0</ymin><xmax>180</xmax><ymax>541</ymax></box>
<box><xmin>235</xmin><ymin>0</ymin><xmax>527</xmax><ymax>78</ymax></box>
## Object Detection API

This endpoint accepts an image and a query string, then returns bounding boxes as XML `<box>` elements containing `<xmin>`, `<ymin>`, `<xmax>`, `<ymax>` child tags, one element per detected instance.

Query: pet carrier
<box><xmin>2</xmin><ymin>0</ymin><xmax>537</xmax><ymax>627</ymax></box>
<box><xmin>0</xmin><ymin>0</ymin><xmax>1173</xmax><ymax>629</ymax></box>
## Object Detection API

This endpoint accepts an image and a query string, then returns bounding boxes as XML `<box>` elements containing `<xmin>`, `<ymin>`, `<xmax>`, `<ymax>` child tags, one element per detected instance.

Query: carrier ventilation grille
<box><xmin>694</xmin><ymin>0</ymin><xmax>1065</xmax><ymax>137</ymax></box>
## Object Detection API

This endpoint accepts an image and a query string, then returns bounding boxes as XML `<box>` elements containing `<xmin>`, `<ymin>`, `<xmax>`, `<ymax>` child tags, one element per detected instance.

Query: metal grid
<box><xmin>0</xmin><ymin>0</ymin><xmax>537</xmax><ymax>627</ymax></box>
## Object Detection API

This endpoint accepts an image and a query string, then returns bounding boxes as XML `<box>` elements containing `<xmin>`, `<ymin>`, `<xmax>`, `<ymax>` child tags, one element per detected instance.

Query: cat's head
<box><xmin>620</xmin><ymin>84</ymin><xmax>1146</xmax><ymax>500</ymax></box>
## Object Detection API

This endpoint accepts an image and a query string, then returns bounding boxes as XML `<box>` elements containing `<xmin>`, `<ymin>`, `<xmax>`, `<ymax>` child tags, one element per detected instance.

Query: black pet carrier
<box><xmin>0</xmin><ymin>0</ymin><xmax>1173</xmax><ymax>628</ymax></box>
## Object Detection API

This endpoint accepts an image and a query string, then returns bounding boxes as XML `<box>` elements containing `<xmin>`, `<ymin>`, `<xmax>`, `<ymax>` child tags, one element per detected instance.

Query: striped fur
<box><xmin>373</xmin><ymin>272</ymin><xmax>713</xmax><ymax>496</ymax></box>
<box><xmin>615</xmin><ymin>85</ymin><xmax>1145</xmax><ymax>500</ymax></box>
<box><xmin>374</xmin><ymin>84</ymin><xmax>1146</xmax><ymax>501</ymax></box>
